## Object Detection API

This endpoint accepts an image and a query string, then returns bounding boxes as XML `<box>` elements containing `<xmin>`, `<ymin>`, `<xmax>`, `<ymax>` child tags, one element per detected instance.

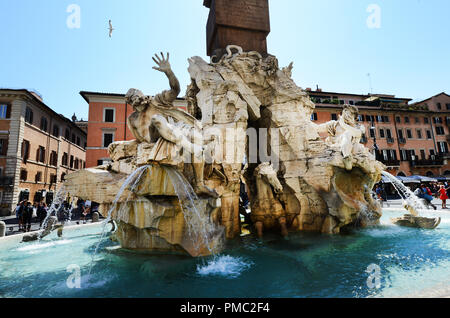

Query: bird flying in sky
<box><xmin>108</xmin><ymin>20</ymin><xmax>114</xmax><ymax>38</ymax></box>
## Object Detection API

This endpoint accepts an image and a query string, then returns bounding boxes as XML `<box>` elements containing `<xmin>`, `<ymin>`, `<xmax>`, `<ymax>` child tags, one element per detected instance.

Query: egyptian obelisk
<box><xmin>204</xmin><ymin>0</ymin><xmax>270</xmax><ymax>58</ymax></box>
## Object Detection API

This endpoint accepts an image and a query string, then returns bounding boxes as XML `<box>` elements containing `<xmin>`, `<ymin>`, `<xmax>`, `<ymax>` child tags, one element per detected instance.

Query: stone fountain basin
<box><xmin>391</xmin><ymin>214</ymin><xmax>441</xmax><ymax>230</ymax></box>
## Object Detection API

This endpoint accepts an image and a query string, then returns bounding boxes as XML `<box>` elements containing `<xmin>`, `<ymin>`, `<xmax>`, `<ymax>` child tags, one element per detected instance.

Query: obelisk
<box><xmin>204</xmin><ymin>0</ymin><xmax>270</xmax><ymax>59</ymax></box>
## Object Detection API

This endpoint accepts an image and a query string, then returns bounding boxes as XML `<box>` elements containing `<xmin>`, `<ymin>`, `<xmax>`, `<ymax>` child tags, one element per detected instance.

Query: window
<box><xmin>50</xmin><ymin>174</ymin><xmax>57</xmax><ymax>184</ymax></box>
<box><xmin>311</xmin><ymin>113</ymin><xmax>318</xmax><ymax>121</ymax></box>
<box><xmin>331</xmin><ymin>114</ymin><xmax>338</xmax><ymax>121</ymax></box>
<box><xmin>357</xmin><ymin>115</ymin><xmax>364</xmax><ymax>122</ymax></box>
<box><xmin>62</xmin><ymin>153</ymin><xmax>68</xmax><ymax>166</ymax></box>
<box><xmin>383</xmin><ymin>116</ymin><xmax>389</xmax><ymax>123</ymax></box>
<box><xmin>21</xmin><ymin>140</ymin><xmax>30</xmax><ymax>161</ymax></box>
<box><xmin>36</xmin><ymin>146</ymin><xmax>45</xmax><ymax>163</ymax></box>
<box><xmin>398</xmin><ymin>129</ymin><xmax>404</xmax><ymax>139</ymax></box>
<box><xmin>74</xmin><ymin>158</ymin><xmax>79</xmax><ymax>170</ymax></box>
<box><xmin>104</xmin><ymin>108</ymin><xmax>115</xmax><ymax>123</ymax></box>
<box><xmin>71</xmin><ymin>134</ymin><xmax>76</xmax><ymax>144</ymax></box>
<box><xmin>390</xmin><ymin>150</ymin><xmax>397</xmax><ymax>161</ymax></box>
<box><xmin>446</xmin><ymin>104</ymin><xmax>450</xmax><ymax>110</ymax></box>
<box><xmin>40</xmin><ymin>117</ymin><xmax>48</xmax><ymax>132</ymax></box>
<box><xmin>416</xmin><ymin>129</ymin><xmax>423</xmax><ymax>139</ymax></box>
<box><xmin>436</xmin><ymin>126</ymin><xmax>445</xmax><ymax>135</ymax></box>
<box><xmin>435</xmin><ymin>117</ymin><xmax>443</xmax><ymax>124</ymax></box>
<box><xmin>426</xmin><ymin>130</ymin><xmax>432</xmax><ymax>139</ymax></box>
<box><xmin>379</xmin><ymin>129</ymin><xmax>385</xmax><ymax>138</ymax></box>
<box><xmin>420</xmin><ymin>150</ymin><xmax>426</xmax><ymax>160</ymax></box>
<box><xmin>396</xmin><ymin>116</ymin><xmax>401</xmax><ymax>123</ymax></box>
<box><xmin>386</xmin><ymin>129</ymin><xmax>393</xmax><ymax>139</ymax></box>
<box><xmin>50</xmin><ymin>151</ymin><xmax>58</xmax><ymax>166</ymax></box>
<box><xmin>0</xmin><ymin>104</ymin><xmax>10</xmax><ymax>119</ymax></box>
<box><xmin>103</xmin><ymin>133</ymin><xmax>114</xmax><ymax>148</ymax></box>
<box><xmin>348</xmin><ymin>100</ymin><xmax>354</xmax><ymax>105</ymax></box>
<box><xmin>76</xmin><ymin>136</ymin><xmax>80</xmax><ymax>146</ymax></box>
<box><xmin>415</xmin><ymin>117</ymin><xmax>420</xmax><ymax>124</ymax></box>
<box><xmin>406</xmin><ymin>129</ymin><xmax>413</xmax><ymax>139</ymax></box>
<box><xmin>424</xmin><ymin>117</ymin><xmax>429</xmax><ymax>124</ymax></box>
<box><xmin>339</xmin><ymin>100</ymin><xmax>345</xmax><ymax>105</ymax></box>
<box><xmin>70</xmin><ymin>155</ymin><xmax>74</xmax><ymax>168</ymax></box>
<box><xmin>437</xmin><ymin>103</ymin><xmax>442</xmax><ymax>110</ymax></box>
<box><xmin>61</xmin><ymin>173</ymin><xmax>66</xmax><ymax>182</ymax></box>
<box><xmin>52</xmin><ymin>125</ymin><xmax>60</xmax><ymax>137</ymax></box>
<box><xmin>400</xmin><ymin>149</ymin><xmax>407</xmax><ymax>161</ymax></box>
<box><xmin>438</xmin><ymin>142</ymin><xmax>449</xmax><ymax>154</ymax></box>
<box><xmin>404</xmin><ymin>117</ymin><xmax>410</xmax><ymax>123</ymax></box>
<box><xmin>35</xmin><ymin>172</ymin><xmax>42</xmax><ymax>183</ymax></box>
<box><xmin>25</xmin><ymin>107</ymin><xmax>33</xmax><ymax>124</ymax></box>
<box><xmin>0</xmin><ymin>138</ymin><xmax>8</xmax><ymax>156</ymax></box>
<box><xmin>430</xmin><ymin>149</ymin><xmax>436</xmax><ymax>157</ymax></box>
<box><xmin>20</xmin><ymin>169</ymin><xmax>27</xmax><ymax>181</ymax></box>
<box><xmin>65</xmin><ymin>128</ymin><xmax>70</xmax><ymax>140</ymax></box>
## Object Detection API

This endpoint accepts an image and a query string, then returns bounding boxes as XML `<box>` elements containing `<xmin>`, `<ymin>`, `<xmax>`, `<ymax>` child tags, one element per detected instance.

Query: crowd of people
<box><xmin>374</xmin><ymin>181</ymin><xmax>450</xmax><ymax>210</ymax></box>
<box><xmin>14</xmin><ymin>198</ymin><xmax>99</xmax><ymax>233</ymax></box>
<box><xmin>15</xmin><ymin>201</ymin><xmax>48</xmax><ymax>232</ymax></box>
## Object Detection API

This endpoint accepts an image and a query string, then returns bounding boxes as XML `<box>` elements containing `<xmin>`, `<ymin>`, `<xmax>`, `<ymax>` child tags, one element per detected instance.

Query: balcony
<box><xmin>0</xmin><ymin>176</ymin><xmax>14</xmax><ymax>187</ymax></box>
<box><xmin>387</xmin><ymin>138</ymin><xmax>395</xmax><ymax>144</ymax></box>
<box><xmin>410</xmin><ymin>156</ymin><xmax>444</xmax><ymax>167</ymax></box>
<box><xmin>399</xmin><ymin>138</ymin><xmax>406</xmax><ymax>144</ymax></box>
<box><xmin>380</xmin><ymin>159</ymin><xmax>401</xmax><ymax>167</ymax></box>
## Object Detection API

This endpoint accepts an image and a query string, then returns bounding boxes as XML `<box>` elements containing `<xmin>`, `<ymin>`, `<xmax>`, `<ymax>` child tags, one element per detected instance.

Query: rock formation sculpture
<box><xmin>64</xmin><ymin>46</ymin><xmax>386</xmax><ymax>256</ymax></box>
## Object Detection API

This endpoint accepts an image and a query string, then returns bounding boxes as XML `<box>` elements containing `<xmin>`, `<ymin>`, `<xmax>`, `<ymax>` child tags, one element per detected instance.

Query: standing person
<box><xmin>22</xmin><ymin>202</ymin><xmax>34</xmax><ymax>232</ymax></box>
<box><xmin>16</xmin><ymin>201</ymin><xmax>25</xmax><ymax>231</ymax></box>
<box><xmin>439</xmin><ymin>184</ymin><xmax>449</xmax><ymax>209</ymax></box>
<box><xmin>37</xmin><ymin>202</ymin><xmax>48</xmax><ymax>228</ymax></box>
<box><xmin>421</xmin><ymin>184</ymin><xmax>437</xmax><ymax>210</ymax></box>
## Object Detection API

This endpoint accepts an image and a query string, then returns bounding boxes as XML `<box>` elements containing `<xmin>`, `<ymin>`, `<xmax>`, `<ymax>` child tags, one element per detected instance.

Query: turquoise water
<box><xmin>0</xmin><ymin>209</ymin><xmax>449</xmax><ymax>298</ymax></box>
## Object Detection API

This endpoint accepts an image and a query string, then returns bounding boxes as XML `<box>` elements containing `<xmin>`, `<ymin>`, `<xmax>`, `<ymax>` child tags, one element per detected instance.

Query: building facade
<box><xmin>0</xmin><ymin>89</ymin><xmax>87</xmax><ymax>216</ymax></box>
<box><xmin>80</xmin><ymin>89</ymin><xmax>450</xmax><ymax>178</ymax></box>
<box><xmin>80</xmin><ymin>91</ymin><xmax>188</xmax><ymax>168</ymax></box>
<box><xmin>308</xmin><ymin>89</ymin><xmax>450</xmax><ymax>178</ymax></box>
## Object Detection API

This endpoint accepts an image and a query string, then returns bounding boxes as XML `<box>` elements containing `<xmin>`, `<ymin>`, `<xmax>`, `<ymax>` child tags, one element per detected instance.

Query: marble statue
<box><xmin>125</xmin><ymin>53</ymin><xmax>217</xmax><ymax>198</ymax></box>
<box><xmin>64</xmin><ymin>46</ymin><xmax>386</xmax><ymax>256</ymax></box>
<box><xmin>317</xmin><ymin>105</ymin><xmax>367</xmax><ymax>171</ymax></box>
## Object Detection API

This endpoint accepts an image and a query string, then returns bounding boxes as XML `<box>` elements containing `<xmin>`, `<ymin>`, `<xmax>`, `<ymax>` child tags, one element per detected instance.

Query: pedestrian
<box><xmin>22</xmin><ymin>201</ymin><xmax>34</xmax><ymax>232</ymax></box>
<box><xmin>421</xmin><ymin>184</ymin><xmax>437</xmax><ymax>210</ymax></box>
<box><xmin>439</xmin><ymin>184</ymin><xmax>449</xmax><ymax>209</ymax></box>
<box><xmin>16</xmin><ymin>201</ymin><xmax>25</xmax><ymax>231</ymax></box>
<box><xmin>37</xmin><ymin>202</ymin><xmax>48</xmax><ymax>228</ymax></box>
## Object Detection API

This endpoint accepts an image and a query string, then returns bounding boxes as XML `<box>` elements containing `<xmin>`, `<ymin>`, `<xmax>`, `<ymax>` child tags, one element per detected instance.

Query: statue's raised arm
<box><xmin>152</xmin><ymin>52</ymin><xmax>181</xmax><ymax>106</ymax></box>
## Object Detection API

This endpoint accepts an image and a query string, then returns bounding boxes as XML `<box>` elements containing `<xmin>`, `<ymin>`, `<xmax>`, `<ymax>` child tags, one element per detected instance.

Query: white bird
<box><xmin>108</xmin><ymin>20</ymin><xmax>114</xmax><ymax>38</ymax></box>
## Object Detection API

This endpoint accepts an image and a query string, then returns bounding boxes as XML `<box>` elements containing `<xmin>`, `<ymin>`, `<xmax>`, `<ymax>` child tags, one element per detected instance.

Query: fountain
<box><xmin>59</xmin><ymin>47</ymin><xmax>386</xmax><ymax>257</ymax></box>
<box><xmin>381</xmin><ymin>171</ymin><xmax>441</xmax><ymax>229</ymax></box>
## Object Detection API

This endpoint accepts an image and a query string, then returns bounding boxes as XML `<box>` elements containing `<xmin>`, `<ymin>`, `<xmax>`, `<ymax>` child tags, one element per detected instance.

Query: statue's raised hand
<box><xmin>152</xmin><ymin>52</ymin><xmax>171</xmax><ymax>73</ymax></box>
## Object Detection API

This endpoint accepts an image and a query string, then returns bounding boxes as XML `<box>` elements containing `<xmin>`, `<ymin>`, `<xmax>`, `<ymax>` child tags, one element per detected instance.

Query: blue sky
<box><xmin>1</xmin><ymin>0</ymin><xmax>449</xmax><ymax>120</ymax></box>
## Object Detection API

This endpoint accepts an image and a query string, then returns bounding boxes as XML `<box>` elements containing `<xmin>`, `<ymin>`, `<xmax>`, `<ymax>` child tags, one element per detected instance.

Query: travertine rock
<box><xmin>391</xmin><ymin>215</ymin><xmax>441</xmax><ymax>229</ymax></box>
<box><xmin>64</xmin><ymin>47</ymin><xmax>386</xmax><ymax>257</ymax></box>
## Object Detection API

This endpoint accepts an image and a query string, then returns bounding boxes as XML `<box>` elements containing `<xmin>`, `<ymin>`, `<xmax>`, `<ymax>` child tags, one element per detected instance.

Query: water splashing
<box><xmin>164</xmin><ymin>166</ymin><xmax>224</xmax><ymax>255</ymax></box>
<box><xmin>381</xmin><ymin>171</ymin><xmax>428</xmax><ymax>214</ymax></box>
<box><xmin>87</xmin><ymin>165</ymin><xmax>150</xmax><ymax>275</ymax></box>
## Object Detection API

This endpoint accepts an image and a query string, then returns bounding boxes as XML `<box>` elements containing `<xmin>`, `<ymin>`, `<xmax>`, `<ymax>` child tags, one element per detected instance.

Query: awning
<box><xmin>436</xmin><ymin>176</ymin><xmax>450</xmax><ymax>182</ymax></box>
<box><xmin>396</xmin><ymin>176</ymin><xmax>420</xmax><ymax>184</ymax></box>
<box><xmin>410</xmin><ymin>175</ymin><xmax>438</xmax><ymax>183</ymax></box>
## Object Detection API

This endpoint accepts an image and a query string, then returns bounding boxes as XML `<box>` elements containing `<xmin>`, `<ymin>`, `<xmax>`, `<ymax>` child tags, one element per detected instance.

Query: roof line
<box><xmin>0</xmin><ymin>89</ymin><xmax>86</xmax><ymax>136</ymax></box>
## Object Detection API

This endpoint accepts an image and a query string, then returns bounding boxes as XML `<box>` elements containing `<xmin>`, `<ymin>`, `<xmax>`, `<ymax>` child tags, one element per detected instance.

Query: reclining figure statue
<box><xmin>126</xmin><ymin>52</ymin><xmax>217</xmax><ymax>198</ymax></box>
<box><xmin>317</xmin><ymin>105</ymin><xmax>367</xmax><ymax>171</ymax></box>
